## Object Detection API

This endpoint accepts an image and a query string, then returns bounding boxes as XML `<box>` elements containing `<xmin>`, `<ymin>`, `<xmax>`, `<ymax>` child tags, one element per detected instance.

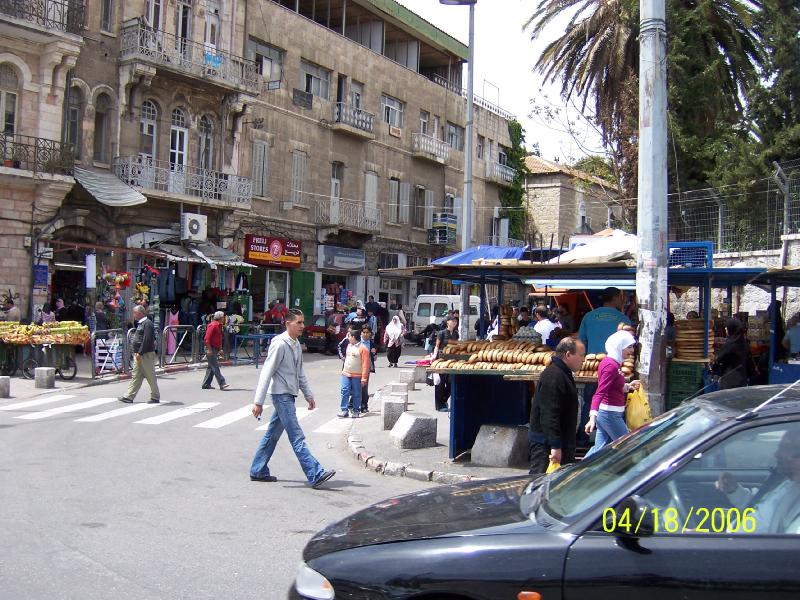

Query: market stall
<box><xmin>0</xmin><ymin>321</ymin><xmax>90</xmax><ymax>379</ymax></box>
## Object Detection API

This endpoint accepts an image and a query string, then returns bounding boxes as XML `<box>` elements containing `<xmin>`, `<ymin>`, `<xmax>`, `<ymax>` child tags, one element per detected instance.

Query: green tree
<box><xmin>571</xmin><ymin>155</ymin><xmax>617</xmax><ymax>185</ymax></box>
<box><xmin>499</xmin><ymin>120</ymin><xmax>531</xmax><ymax>241</ymax></box>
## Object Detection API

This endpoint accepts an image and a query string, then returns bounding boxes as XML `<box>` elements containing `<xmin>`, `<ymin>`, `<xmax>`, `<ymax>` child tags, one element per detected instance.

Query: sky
<box><xmin>395</xmin><ymin>0</ymin><xmax>603</xmax><ymax>164</ymax></box>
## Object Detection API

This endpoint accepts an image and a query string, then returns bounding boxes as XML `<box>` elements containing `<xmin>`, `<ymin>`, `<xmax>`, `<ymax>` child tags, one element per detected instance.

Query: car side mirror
<box><xmin>605</xmin><ymin>495</ymin><xmax>656</xmax><ymax>538</ymax></box>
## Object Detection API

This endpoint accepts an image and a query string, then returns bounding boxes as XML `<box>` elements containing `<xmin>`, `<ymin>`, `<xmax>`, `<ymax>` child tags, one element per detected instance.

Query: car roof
<box><xmin>697</xmin><ymin>384</ymin><xmax>800</xmax><ymax>417</ymax></box>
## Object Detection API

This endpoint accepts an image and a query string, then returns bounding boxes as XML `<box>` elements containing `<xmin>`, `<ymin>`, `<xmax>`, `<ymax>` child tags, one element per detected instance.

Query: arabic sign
<box><xmin>245</xmin><ymin>236</ymin><xmax>301</xmax><ymax>268</ymax></box>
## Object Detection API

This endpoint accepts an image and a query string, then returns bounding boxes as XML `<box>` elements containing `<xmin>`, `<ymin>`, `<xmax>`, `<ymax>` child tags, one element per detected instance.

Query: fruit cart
<box><xmin>0</xmin><ymin>322</ymin><xmax>89</xmax><ymax>380</ymax></box>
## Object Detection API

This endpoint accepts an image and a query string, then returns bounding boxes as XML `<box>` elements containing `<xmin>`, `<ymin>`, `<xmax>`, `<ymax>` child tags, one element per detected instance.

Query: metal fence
<box><xmin>1</xmin><ymin>134</ymin><xmax>74</xmax><ymax>175</ymax></box>
<box><xmin>668</xmin><ymin>159</ymin><xmax>800</xmax><ymax>253</ymax></box>
<box><xmin>0</xmin><ymin>0</ymin><xmax>85</xmax><ymax>34</ymax></box>
<box><xmin>90</xmin><ymin>329</ymin><xmax>126</xmax><ymax>379</ymax></box>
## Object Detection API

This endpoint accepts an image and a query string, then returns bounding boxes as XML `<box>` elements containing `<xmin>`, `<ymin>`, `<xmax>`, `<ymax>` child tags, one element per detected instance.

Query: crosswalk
<box><xmin>0</xmin><ymin>394</ymin><xmax>352</xmax><ymax>435</ymax></box>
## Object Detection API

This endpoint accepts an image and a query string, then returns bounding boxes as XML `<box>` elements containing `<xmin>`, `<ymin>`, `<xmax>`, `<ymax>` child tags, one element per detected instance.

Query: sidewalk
<box><xmin>347</xmin><ymin>346</ymin><xmax>529</xmax><ymax>483</ymax></box>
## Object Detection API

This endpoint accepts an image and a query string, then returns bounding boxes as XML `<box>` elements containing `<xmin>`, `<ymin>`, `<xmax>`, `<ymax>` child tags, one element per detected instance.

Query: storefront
<box><xmin>244</xmin><ymin>235</ymin><xmax>313</xmax><ymax>318</ymax></box>
<box><xmin>318</xmin><ymin>245</ymin><xmax>366</xmax><ymax>313</ymax></box>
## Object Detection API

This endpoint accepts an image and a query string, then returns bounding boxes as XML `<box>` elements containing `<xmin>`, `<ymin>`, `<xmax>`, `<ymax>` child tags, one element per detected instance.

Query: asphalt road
<box><xmin>0</xmin><ymin>352</ymin><xmax>430</xmax><ymax>599</ymax></box>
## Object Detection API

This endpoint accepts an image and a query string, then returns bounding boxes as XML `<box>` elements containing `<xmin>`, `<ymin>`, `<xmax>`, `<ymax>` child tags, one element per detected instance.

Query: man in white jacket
<box><xmin>249</xmin><ymin>309</ymin><xmax>336</xmax><ymax>489</ymax></box>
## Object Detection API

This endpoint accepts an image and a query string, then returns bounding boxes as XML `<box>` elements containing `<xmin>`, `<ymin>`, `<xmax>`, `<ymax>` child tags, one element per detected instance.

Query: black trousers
<box><xmin>529</xmin><ymin>440</ymin><xmax>576</xmax><ymax>475</ymax></box>
<box><xmin>387</xmin><ymin>345</ymin><xmax>402</xmax><ymax>365</ymax></box>
<box><xmin>434</xmin><ymin>374</ymin><xmax>451</xmax><ymax>410</ymax></box>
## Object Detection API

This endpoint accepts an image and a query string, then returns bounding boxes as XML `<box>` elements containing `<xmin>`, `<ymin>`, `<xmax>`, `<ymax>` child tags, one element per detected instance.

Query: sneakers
<box><xmin>148</xmin><ymin>399</ymin><xmax>160</xmax><ymax>404</ymax></box>
<box><xmin>349</xmin><ymin>410</ymin><xmax>360</xmax><ymax>419</ymax></box>
<box><xmin>311</xmin><ymin>470</ymin><xmax>336</xmax><ymax>489</ymax></box>
<box><xmin>250</xmin><ymin>475</ymin><xmax>278</xmax><ymax>482</ymax></box>
<box><xmin>201</xmin><ymin>385</ymin><xmax>212</xmax><ymax>390</ymax></box>
<box><xmin>337</xmin><ymin>410</ymin><xmax>349</xmax><ymax>418</ymax></box>
<box><xmin>437</xmin><ymin>405</ymin><xmax>449</xmax><ymax>412</ymax></box>
<box><xmin>220</xmin><ymin>383</ymin><xmax>230</xmax><ymax>390</ymax></box>
<box><xmin>118</xmin><ymin>397</ymin><xmax>133</xmax><ymax>403</ymax></box>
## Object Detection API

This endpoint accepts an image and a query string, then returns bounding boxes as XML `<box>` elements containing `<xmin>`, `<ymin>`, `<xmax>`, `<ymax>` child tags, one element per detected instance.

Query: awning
<box><xmin>155</xmin><ymin>241</ymin><xmax>256</xmax><ymax>269</ymax></box>
<box><xmin>74</xmin><ymin>167</ymin><xmax>147</xmax><ymax>207</ymax></box>
<box><xmin>432</xmin><ymin>245</ymin><xmax>525</xmax><ymax>265</ymax></box>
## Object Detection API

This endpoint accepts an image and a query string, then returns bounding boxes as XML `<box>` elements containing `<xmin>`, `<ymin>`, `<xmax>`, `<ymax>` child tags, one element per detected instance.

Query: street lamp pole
<box><xmin>441</xmin><ymin>0</ymin><xmax>476</xmax><ymax>343</ymax></box>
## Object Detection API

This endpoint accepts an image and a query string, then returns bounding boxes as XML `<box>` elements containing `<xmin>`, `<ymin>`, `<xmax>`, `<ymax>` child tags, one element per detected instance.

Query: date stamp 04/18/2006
<box><xmin>602</xmin><ymin>506</ymin><xmax>758</xmax><ymax>534</ymax></box>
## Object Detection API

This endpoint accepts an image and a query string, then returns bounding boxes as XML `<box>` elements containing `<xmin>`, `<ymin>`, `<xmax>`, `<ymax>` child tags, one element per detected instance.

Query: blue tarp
<box><xmin>432</xmin><ymin>245</ymin><xmax>525</xmax><ymax>266</ymax></box>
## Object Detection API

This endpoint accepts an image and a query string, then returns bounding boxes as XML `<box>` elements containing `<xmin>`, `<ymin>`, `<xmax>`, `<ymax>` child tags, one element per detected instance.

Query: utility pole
<box><xmin>636</xmin><ymin>0</ymin><xmax>668</xmax><ymax>415</ymax></box>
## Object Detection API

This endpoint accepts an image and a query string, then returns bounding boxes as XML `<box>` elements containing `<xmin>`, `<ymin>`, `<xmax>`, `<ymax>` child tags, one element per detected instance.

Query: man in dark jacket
<box><xmin>119</xmin><ymin>304</ymin><xmax>160</xmax><ymax>404</ymax></box>
<box><xmin>528</xmin><ymin>337</ymin><xmax>586</xmax><ymax>474</ymax></box>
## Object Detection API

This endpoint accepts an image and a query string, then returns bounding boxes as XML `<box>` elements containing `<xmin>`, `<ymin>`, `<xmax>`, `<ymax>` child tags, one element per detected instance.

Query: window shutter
<box><xmin>499</xmin><ymin>217</ymin><xmax>509</xmax><ymax>245</ymax></box>
<box><xmin>424</xmin><ymin>189</ymin><xmax>434</xmax><ymax>229</ymax></box>
<box><xmin>388</xmin><ymin>178</ymin><xmax>399</xmax><ymax>222</ymax></box>
<box><xmin>399</xmin><ymin>182</ymin><xmax>410</xmax><ymax>224</ymax></box>
<box><xmin>365</xmin><ymin>171</ymin><xmax>378</xmax><ymax>210</ymax></box>
<box><xmin>454</xmin><ymin>196</ymin><xmax>463</xmax><ymax>237</ymax></box>
<box><xmin>251</xmin><ymin>141</ymin><xmax>266</xmax><ymax>196</ymax></box>
<box><xmin>290</xmin><ymin>151</ymin><xmax>306</xmax><ymax>207</ymax></box>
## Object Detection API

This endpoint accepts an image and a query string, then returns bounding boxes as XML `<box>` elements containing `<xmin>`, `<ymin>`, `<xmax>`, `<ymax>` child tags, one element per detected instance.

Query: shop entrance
<box><xmin>251</xmin><ymin>269</ymin><xmax>290</xmax><ymax>313</ymax></box>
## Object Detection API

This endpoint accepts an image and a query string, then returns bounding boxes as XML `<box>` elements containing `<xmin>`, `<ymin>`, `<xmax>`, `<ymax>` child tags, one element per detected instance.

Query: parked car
<box><xmin>410</xmin><ymin>294</ymin><xmax>481</xmax><ymax>343</ymax></box>
<box><xmin>301</xmin><ymin>314</ymin><xmax>329</xmax><ymax>352</ymax></box>
<box><xmin>290</xmin><ymin>384</ymin><xmax>800</xmax><ymax>599</ymax></box>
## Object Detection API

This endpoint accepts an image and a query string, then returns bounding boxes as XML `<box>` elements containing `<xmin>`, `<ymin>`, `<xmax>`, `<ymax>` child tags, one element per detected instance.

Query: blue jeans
<box><xmin>249</xmin><ymin>394</ymin><xmax>325</xmax><ymax>484</ymax></box>
<box><xmin>585</xmin><ymin>409</ymin><xmax>629</xmax><ymax>458</ymax></box>
<box><xmin>340</xmin><ymin>375</ymin><xmax>362</xmax><ymax>412</ymax></box>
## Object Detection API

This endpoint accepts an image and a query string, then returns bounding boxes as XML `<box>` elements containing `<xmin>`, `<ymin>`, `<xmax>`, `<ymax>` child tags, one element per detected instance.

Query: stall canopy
<box><xmin>432</xmin><ymin>245</ymin><xmax>526</xmax><ymax>265</ymax></box>
<box><xmin>154</xmin><ymin>241</ymin><xmax>255</xmax><ymax>268</ymax></box>
<box><xmin>548</xmin><ymin>229</ymin><xmax>637</xmax><ymax>264</ymax></box>
<box><xmin>74</xmin><ymin>167</ymin><xmax>147</xmax><ymax>207</ymax></box>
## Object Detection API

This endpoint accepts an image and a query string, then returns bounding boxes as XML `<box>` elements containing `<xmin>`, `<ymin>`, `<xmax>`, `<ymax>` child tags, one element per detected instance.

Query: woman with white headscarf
<box><xmin>584</xmin><ymin>330</ymin><xmax>640</xmax><ymax>457</ymax></box>
<box><xmin>383</xmin><ymin>315</ymin><xmax>406</xmax><ymax>367</ymax></box>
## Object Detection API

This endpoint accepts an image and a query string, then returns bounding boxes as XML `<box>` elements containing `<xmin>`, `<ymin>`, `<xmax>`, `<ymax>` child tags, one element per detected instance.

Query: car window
<box><xmin>434</xmin><ymin>303</ymin><xmax>448</xmax><ymax>317</ymax></box>
<box><xmin>469</xmin><ymin>305</ymin><xmax>478</xmax><ymax>316</ymax></box>
<box><xmin>417</xmin><ymin>303</ymin><xmax>431</xmax><ymax>318</ymax></box>
<box><xmin>637</xmin><ymin>421</ymin><xmax>800</xmax><ymax>535</ymax></box>
<box><xmin>312</xmin><ymin>316</ymin><xmax>327</xmax><ymax>327</ymax></box>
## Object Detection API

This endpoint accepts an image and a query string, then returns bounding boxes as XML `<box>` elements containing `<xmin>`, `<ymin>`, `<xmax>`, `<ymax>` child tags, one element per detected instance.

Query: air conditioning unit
<box><xmin>389</xmin><ymin>126</ymin><xmax>402</xmax><ymax>138</ymax></box>
<box><xmin>181</xmin><ymin>213</ymin><xmax>208</xmax><ymax>242</ymax></box>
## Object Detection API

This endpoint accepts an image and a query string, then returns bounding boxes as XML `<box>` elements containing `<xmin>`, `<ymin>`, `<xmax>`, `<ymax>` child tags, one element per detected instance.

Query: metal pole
<box><xmin>636</xmin><ymin>0</ymin><xmax>668</xmax><ymax>415</ymax></box>
<box><xmin>459</xmin><ymin>1</ymin><xmax>475</xmax><ymax>342</ymax></box>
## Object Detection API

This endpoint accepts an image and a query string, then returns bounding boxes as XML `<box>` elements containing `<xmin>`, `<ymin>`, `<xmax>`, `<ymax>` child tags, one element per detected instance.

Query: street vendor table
<box><xmin>232</xmin><ymin>333</ymin><xmax>276</xmax><ymax>367</ymax></box>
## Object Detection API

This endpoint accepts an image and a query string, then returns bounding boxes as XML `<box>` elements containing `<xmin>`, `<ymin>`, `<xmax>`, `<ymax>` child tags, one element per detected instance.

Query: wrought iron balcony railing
<box><xmin>412</xmin><ymin>133</ymin><xmax>449</xmax><ymax>163</ymax></box>
<box><xmin>487</xmin><ymin>161</ymin><xmax>515</xmax><ymax>183</ymax></box>
<box><xmin>113</xmin><ymin>156</ymin><xmax>252</xmax><ymax>208</ymax></box>
<box><xmin>120</xmin><ymin>20</ymin><xmax>259</xmax><ymax>93</ymax></box>
<box><xmin>333</xmin><ymin>103</ymin><xmax>374</xmax><ymax>134</ymax></box>
<box><xmin>0</xmin><ymin>0</ymin><xmax>85</xmax><ymax>35</ymax></box>
<box><xmin>1</xmin><ymin>133</ymin><xmax>74</xmax><ymax>175</ymax></box>
<box><xmin>314</xmin><ymin>197</ymin><xmax>381</xmax><ymax>232</ymax></box>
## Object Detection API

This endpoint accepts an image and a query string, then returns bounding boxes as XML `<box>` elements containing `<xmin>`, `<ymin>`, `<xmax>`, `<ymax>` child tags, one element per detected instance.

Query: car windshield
<box><xmin>533</xmin><ymin>403</ymin><xmax>720</xmax><ymax>523</ymax></box>
<box><xmin>417</xmin><ymin>303</ymin><xmax>431</xmax><ymax>317</ymax></box>
<box><xmin>312</xmin><ymin>316</ymin><xmax>327</xmax><ymax>327</ymax></box>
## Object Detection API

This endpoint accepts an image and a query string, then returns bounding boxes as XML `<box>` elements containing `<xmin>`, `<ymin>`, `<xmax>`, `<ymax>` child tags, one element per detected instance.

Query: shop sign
<box><xmin>318</xmin><ymin>245</ymin><xmax>365</xmax><ymax>271</ymax></box>
<box><xmin>245</xmin><ymin>235</ymin><xmax>301</xmax><ymax>268</ymax></box>
<box><xmin>33</xmin><ymin>264</ymin><xmax>48</xmax><ymax>292</ymax></box>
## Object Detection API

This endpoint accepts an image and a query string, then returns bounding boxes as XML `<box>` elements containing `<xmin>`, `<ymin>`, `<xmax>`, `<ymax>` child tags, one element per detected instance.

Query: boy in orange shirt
<box><xmin>338</xmin><ymin>326</ymin><xmax>370</xmax><ymax>418</ymax></box>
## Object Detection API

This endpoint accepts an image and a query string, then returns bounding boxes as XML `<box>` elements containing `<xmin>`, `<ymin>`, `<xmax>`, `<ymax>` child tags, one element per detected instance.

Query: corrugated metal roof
<box><xmin>74</xmin><ymin>167</ymin><xmax>147</xmax><ymax>207</ymax></box>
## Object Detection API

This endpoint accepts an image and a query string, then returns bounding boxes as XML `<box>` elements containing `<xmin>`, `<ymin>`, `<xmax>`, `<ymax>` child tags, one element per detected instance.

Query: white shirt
<box><xmin>729</xmin><ymin>480</ymin><xmax>800</xmax><ymax>534</ymax></box>
<box><xmin>534</xmin><ymin>319</ymin><xmax>558</xmax><ymax>343</ymax></box>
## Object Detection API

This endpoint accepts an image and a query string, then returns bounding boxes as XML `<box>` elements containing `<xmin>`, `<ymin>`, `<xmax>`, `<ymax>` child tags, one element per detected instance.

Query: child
<box><xmin>338</xmin><ymin>326</ymin><xmax>369</xmax><ymax>418</ymax></box>
<box><xmin>359</xmin><ymin>326</ymin><xmax>377</xmax><ymax>412</ymax></box>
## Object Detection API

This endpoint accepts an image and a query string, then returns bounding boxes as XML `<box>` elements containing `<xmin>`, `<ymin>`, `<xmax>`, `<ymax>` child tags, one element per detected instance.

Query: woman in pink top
<box><xmin>584</xmin><ymin>330</ymin><xmax>640</xmax><ymax>457</ymax></box>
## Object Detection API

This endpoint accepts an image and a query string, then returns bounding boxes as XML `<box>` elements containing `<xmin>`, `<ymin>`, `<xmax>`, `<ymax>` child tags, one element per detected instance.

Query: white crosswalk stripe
<box><xmin>312</xmin><ymin>417</ymin><xmax>354</xmax><ymax>435</ymax></box>
<box><xmin>15</xmin><ymin>397</ymin><xmax>118</xmax><ymax>420</ymax></box>
<box><xmin>135</xmin><ymin>402</ymin><xmax>219</xmax><ymax>425</ymax></box>
<box><xmin>0</xmin><ymin>395</ymin><xmax>75</xmax><ymax>412</ymax></box>
<box><xmin>194</xmin><ymin>404</ymin><xmax>252</xmax><ymax>429</ymax></box>
<box><xmin>75</xmin><ymin>403</ymin><xmax>157</xmax><ymax>422</ymax></box>
<box><xmin>255</xmin><ymin>406</ymin><xmax>313</xmax><ymax>430</ymax></box>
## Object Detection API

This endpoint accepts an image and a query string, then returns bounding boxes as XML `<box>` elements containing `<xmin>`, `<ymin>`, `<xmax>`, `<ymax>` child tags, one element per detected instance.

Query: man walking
<box><xmin>249</xmin><ymin>309</ymin><xmax>335</xmax><ymax>488</ymax></box>
<box><xmin>202</xmin><ymin>311</ymin><xmax>229</xmax><ymax>390</ymax></box>
<box><xmin>528</xmin><ymin>338</ymin><xmax>586</xmax><ymax>474</ymax></box>
<box><xmin>119</xmin><ymin>304</ymin><xmax>160</xmax><ymax>404</ymax></box>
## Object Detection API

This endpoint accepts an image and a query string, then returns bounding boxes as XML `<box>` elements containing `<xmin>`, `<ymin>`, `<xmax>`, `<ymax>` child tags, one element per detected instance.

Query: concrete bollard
<box><xmin>34</xmin><ymin>367</ymin><xmax>56</xmax><ymax>389</ymax></box>
<box><xmin>412</xmin><ymin>365</ymin><xmax>428</xmax><ymax>384</ymax></box>
<box><xmin>389</xmin><ymin>381</ymin><xmax>407</xmax><ymax>394</ymax></box>
<box><xmin>471</xmin><ymin>425</ymin><xmax>530</xmax><ymax>468</ymax></box>
<box><xmin>390</xmin><ymin>412</ymin><xmax>438</xmax><ymax>449</ymax></box>
<box><xmin>397</xmin><ymin>369</ymin><xmax>416</xmax><ymax>391</ymax></box>
<box><xmin>0</xmin><ymin>375</ymin><xmax>10</xmax><ymax>398</ymax></box>
<box><xmin>382</xmin><ymin>395</ymin><xmax>408</xmax><ymax>430</ymax></box>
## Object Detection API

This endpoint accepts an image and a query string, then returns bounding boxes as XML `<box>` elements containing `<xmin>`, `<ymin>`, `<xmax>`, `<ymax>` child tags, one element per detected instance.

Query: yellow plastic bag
<box><xmin>545</xmin><ymin>460</ymin><xmax>561</xmax><ymax>474</ymax></box>
<box><xmin>626</xmin><ymin>386</ymin><xmax>653</xmax><ymax>430</ymax></box>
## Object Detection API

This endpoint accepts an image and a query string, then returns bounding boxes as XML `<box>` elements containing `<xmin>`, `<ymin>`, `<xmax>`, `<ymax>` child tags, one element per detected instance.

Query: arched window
<box><xmin>64</xmin><ymin>84</ymin><xmax>83</xmax><ymax>159</ymax></box>
<box><xmin>0</xmin><ymin>64</ymin><xmax>19</xmax><ymax>135</ymax></box>
<box><xmin>169</xmin><ymin>108</ymin><xmax>187</xmax><ymax>170</ymax></box>
<box><xmin>139</xmin><ymin>99</ymin><xmax>158</xmax><ymax>160</ymax></box>
<box><xmin>199</xmin><ymin>115</ymin><xmax>213</xmax><ymax>170</ymax></box>
<box><xmin>93</xmin><ymin>93</ymin><xmax>112</xmax><ymax>162</ymax></box>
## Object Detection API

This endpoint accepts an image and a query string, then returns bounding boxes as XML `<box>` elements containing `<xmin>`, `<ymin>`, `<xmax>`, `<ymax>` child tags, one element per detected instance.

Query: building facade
<box><xmin>1</xmin><ymin>0</ymin><xmax>516</xmax><ymax>321</ymax></box>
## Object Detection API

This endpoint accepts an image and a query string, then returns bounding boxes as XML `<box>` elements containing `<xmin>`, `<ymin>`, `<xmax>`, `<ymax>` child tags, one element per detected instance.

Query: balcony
<box><xmin>0</xmin><ymin>0</ymin><xmax>84</xmax><ymax>35</ymax></box>
<box><xmin>331</xmin><ymin>103</ymin><xmax>375</xmax><ymax>140</ymax></box>
<box><xmin>486</xmin><ymin>161</ymin><xmax>515</xmax><ymax>186</ymax></box>
<box><xmin>412</xmin><ymin>133</ymin><xmax>449</xmax><ymax>165</ymax></box>
<box><xmin>113</xmin><ymin>156</ymin><xmax>252</xmax><ymax>210</ymax></box>
<box><xmin>120</xmin><ymin>19</ymin><xmax>259</xmax><ymax>95</ymax></box>
<box><xmin>1</xmin><ymin>134</ymin><xmax>74</xmax><ymax>175</ymax></box>
<box><xmin>428</xmin><ymin>74</ymin><xmax>516</xmax><ymax>122</ymax></box>
<box><xmin>314</xmin><ymin>197</ymin><xmax>381</xmax><ymax>233</ymax></box>
<box><xmin>487</xmin><ymin>235</ymin><xmax>526</xmax><ymax>248</ymax></box>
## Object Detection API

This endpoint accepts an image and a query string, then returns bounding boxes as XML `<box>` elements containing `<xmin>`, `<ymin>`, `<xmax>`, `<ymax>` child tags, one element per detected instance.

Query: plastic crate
<box><xmin>668</xmin><ymin>360</ymin><xmax>706</xmax><ymax>393</ymax></box>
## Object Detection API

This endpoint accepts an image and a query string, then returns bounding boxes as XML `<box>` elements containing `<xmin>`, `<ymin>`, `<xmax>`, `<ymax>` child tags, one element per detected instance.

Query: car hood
<box><xmin>303</xmin><ymin>476</ymin><xmax>534</xmax><ymax>560</ymax></box>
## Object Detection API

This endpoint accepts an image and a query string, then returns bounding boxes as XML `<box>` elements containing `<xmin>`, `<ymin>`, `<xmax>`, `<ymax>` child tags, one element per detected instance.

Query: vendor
<box><xmin>2</xmin><ymin>298</ymin><xmax>21</xmax><ymax>322</ymax></box>
<box><xmin>433</xmin><ymin>316</ymin><xmax>459</xmax><ymax>412</ymax></box>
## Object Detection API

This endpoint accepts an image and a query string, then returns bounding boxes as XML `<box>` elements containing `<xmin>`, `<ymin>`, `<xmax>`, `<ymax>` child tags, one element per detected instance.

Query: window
<box><xmin>407</xmin><ymin>256</ymin><xmax>428</xmax><ymax>267</ymax></box>
<box><xmin>145</xmin><ymin>0</ymin><xmax>161</xmax><ymax>29</ymax></box>
<box><xmin>434</xmin><ymin>303</ymin><xmax>448</xmax><ymax>317</ymax></box>
<box><xmin>413</xmin><ymin>186</ymin><xmax>426</xmax><ymax>228</ymax></box>
<box><xmin>249</xmin><ymin>39</ymin><xmax>284</xmax><ymax>84</ymax></box>
<box><xmin>0</xmin><ymin>64</ymin><xmax>19</xmax><ymax>135</ymax></box>
<box><xmin>199</xmin><ymin>115</ymin><xmax>214</xmax><ymax>170</ymax></box>
<box><xmin>419</xmin><ymin>111</ymin><xmax>429</xmax><ymax>135</ymax></box>
<box><xmin>251</xmin><ymin>140</ymin><xmax>269</xmax><ymax>196</ymax></box>
<box><xmin>92</xmin><ymin>93</ymin><xmax>112</xmax><ymax>162</ymax></box>
<box><xmin>477</xmin><ymin>135</ymin><xmax>485</xmax><ymax>159</ymax></box>
<box><xmin>498</xmin><ymin>145</ymin><xmax>509</xmax><ymax>166</ymax></box>
<box><xmin>388</xmin><ymin>178</ymin><xmax>400</xmax><ymax>223</ymax></box>
<box><xmin>378</xmin><ymin>253</ymin><xmax>399</xmax><ymax>270</ymax></box>
<box><xmin>290</xmin><ymin>150</ymin><xmax>307</xmax><ymax>206</ymax></box>
<box><xmin>139</xmin><ymin>100</ymin><xmax>158</xmax><ymax>159</ymax></box>
<box><xmin>350</xmin><ymin>81</ymin><xmax>363</xmax><ymax>108</ymax></box>
<box><xmin>64</xmin><ymin>84</ymin><xmax>83</xmax><ymax>159</ymax></box>
<box><xmin>365</xmin><ymin>170</ymin><xmax>378</xmax><ymax>218</ymax></box>
<box><xmin>417</xmin><ymin>302</ymin><xmax>431</xmax><ymax>318</ymax></box>
<box><xmin>101</xmin><ymin>0</ymin><xmax>114</xmax><ymax>32</ymax></box>
<box><xmin>300</xmin><ymin>60</ymin><xmax>330</xmax><ymax>99</ymax></box>
<box><xmin>443</xmin><ymin>193</ymin><xmax>455</xmax><ymax>213</ymax></box>
<box><xmin>381</xmin><ymin>94</ymin><xmax>403</xmax><ymax>127</ymax></box>
<box><xmin>446</xmin><ymin>122</ymin><xmax>464</xmax><ymax>151</ymax></box>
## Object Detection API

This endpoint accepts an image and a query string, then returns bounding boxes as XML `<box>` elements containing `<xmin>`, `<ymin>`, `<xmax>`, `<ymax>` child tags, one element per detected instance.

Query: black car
<box><xmin>291</xmin><ymin>385</ymin><xmax>800</xmax><ymax>599</ymax></box>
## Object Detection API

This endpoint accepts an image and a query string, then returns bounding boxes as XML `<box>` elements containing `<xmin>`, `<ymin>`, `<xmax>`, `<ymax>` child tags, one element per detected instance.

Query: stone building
<box><xmin>1</xmin><ymin>0</ymin><xmax>516</xmax><ymax>320</ymax></box>
<box><xmin>523</xmin><ymin>155</ymin><xmax>619</xmax><ymax>250</ymax></box>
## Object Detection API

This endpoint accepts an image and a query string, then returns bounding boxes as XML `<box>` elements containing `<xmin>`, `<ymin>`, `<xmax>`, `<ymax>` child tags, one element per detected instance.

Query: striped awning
<box><xmin>74</xmin><ymin>167</ymin><xmax>147</xmax><ymax>207</ymax></box>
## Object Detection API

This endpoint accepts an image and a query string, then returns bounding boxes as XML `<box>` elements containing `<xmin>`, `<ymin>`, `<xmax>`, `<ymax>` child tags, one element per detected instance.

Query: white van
<box><xmin>412</xmin><ymin>294</ymin><xmax>481</xmax><ymax>342</ymax></box>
